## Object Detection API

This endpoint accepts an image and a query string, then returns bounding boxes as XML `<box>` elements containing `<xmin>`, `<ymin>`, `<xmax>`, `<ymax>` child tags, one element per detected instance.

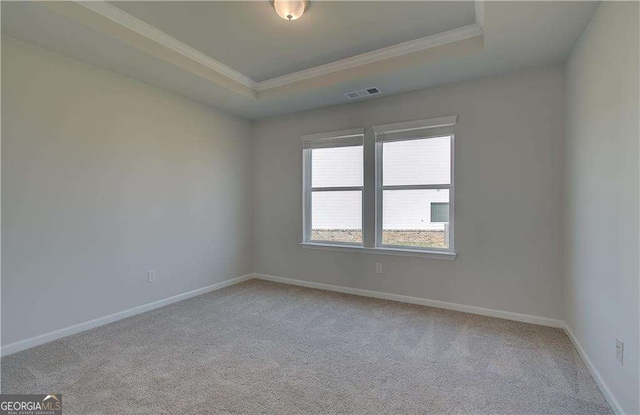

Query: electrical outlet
<box><xmin>148</xmin><ymin>270</ymin><xmax>157</xmax><ymax>283</ymax></box>
<box><xmin>375</xmin><ymin>263</ymin><xmax>383</xmax><ymax>274</ymax></box>
<box><xmin>616</xmin><ymin>338</ymin><xmax>624</xmax><ymax>365</ymax></box>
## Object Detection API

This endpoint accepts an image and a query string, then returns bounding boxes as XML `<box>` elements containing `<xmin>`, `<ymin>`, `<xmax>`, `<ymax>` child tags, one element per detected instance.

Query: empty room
<box><xmin>1</xmin><ymin>1</ymin><xmax>638</xmax><ymax>414</ymax></box>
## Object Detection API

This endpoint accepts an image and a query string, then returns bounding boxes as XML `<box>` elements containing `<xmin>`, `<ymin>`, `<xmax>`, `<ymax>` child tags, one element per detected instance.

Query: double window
<box><xmin>302</xmin><ymin>116</ymin><xmax>456</xmax><ymax>258</ymax></box>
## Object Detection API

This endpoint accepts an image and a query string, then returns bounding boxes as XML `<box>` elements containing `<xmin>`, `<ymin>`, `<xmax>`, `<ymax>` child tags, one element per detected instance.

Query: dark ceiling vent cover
<box><xmin>344</xmin><ymin>87</ymin><xmax>381</xmax><ymax>99</ymax></box>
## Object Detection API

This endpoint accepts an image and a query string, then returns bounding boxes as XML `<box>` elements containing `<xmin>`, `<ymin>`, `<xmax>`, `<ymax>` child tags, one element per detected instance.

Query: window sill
<box><xmin>300</xmin><ymin>242</ymin><xmax>456</xmax><ymax>260</ymax></box>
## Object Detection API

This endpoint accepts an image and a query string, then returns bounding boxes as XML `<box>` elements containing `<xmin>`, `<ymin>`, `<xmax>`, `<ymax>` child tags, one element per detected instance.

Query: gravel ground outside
<box><xmin>311</xmin><ymin>229</ymin><xmax>447</xmax><ymax>248</ymax></box>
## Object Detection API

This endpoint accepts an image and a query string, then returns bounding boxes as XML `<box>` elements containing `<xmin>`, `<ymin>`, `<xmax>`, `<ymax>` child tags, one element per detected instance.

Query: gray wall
<box><xmin>1</xmin><ymin>36</ymin><xmax>254</xmax><ymax>346</ymax></box>
<box><xmin>563</xmin><ymin>3</ymin><xmax>640</xmax><ymax>414</ymax></box>
<box><xmin>253</xmin><ymin>66</ymin><xmax>565</xmax><ymax>320</ymax></box>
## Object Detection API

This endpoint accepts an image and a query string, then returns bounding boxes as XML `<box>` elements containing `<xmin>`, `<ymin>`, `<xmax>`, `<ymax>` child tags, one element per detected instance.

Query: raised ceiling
<box><xmin>1</xmin><ymin>1</ymin><xmax>599</xmax><ymax>119</ymax></box>
<box><xmin>111</xmin><ymin>1</ymin><xmax>477</xmax><ymax>82</ymax></box>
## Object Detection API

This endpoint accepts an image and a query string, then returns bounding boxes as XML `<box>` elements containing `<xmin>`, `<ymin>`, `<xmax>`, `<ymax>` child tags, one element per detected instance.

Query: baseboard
<box><xmin>2</xmin><ymin>271</ymin><xmax>621</xmax><ymax>415</ymax></box>
<box><xmin>1</xmin><ymin>274</ymin><xmax>253</xmax><ymax>357</ymax></box>
<box><xmin>564</xmin><ymin>324</ymin><xmax>624</xmax><ymax>415</ymax></box>
<box><xmin>252</xmin><ymin>273</ymin><xmax>565</xmax><ymax>328</ymax></box>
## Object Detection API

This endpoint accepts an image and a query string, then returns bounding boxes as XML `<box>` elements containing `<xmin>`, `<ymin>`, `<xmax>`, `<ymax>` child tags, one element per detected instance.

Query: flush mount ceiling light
<box><xmin>271</xmin><ymin>0</ymin><xmax>309</xmax><ymax>21</ymax></box>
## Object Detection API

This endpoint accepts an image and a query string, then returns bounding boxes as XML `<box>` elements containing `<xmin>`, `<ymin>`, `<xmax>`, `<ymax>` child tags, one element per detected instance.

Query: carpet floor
<box><xmin>2</xmin><ymin>280</ymin><xmax>612</xmax><ymax>414</ymax></box>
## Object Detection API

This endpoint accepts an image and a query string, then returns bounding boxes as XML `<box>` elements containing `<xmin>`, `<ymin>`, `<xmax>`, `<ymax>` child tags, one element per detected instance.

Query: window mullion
<box><xmin>374</xmin><ymin>141</ymin><xmax>383</xmax><ymax>247</ymax></box>
<box><xmin>358</xmin><ymin>128</ymin><xmax>374</xmax><ymax>248</ymax></box>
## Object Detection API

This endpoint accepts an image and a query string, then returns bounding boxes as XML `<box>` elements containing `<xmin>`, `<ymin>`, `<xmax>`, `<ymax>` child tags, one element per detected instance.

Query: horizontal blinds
<box><xmin>374</xmin><ymin>115</ymin><xmax>456</xmax><ymax>142</ymax></box>
<box><xmin>301</xmin><ymin>127</ymin><xmax>364</xmax><ymax>149</ymax></box>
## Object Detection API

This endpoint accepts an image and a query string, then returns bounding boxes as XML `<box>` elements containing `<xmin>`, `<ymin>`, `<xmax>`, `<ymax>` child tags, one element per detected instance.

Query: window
<box><xmin>376</xmin><ymin>129</ymin><xmax>454</xmax><ymax>251</ymax></box>
<box><xmin>430</xmin><ymin>203</ymin><xmax>450</xmax><ymax>223</ymax></box>
<box><xmin>302</xmin><ymin>116</ymin><xmax>455</xmax><ymax>259</ymax></box>
<box><xmin>302</xmin><ymin>128</ymin><xmax>364</xmax><ymax>245</ymax></box>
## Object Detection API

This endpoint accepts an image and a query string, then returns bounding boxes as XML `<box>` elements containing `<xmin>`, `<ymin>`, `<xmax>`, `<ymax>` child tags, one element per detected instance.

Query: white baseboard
<box><xmin>564</xmin><ymin>324</ymin><xmax>624</xmax><ymax>415</ymax></box>
<box><xmin>252</xmin><ymin>273</ymin><xmax>565</xmax><ymax>328</ymax></box>
<box><xmin>1</xmin><ymin>274</ymin><xmax>253</xmax><ymax>357</ymax></box>
<box><xmin>1</xmin><ymin>271</ymin><xmax>621</xmax><ymax>415</ymax></box>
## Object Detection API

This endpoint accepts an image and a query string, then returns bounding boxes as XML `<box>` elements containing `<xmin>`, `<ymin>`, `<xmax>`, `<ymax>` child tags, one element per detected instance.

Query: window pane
<box><xmin>382</xmin><ymin>189</ymin><xmax>450</xmax><ymax>248</ymax></box>
<box><xmin>430</xmin><ymin>202</ymin><xmax>450</xmax><ymax>223</ymax></box>
<box><xmin>383</xmin><ymin>136</ymin><xmax>450</xmax><ymax>186</ymax></box>
<box><xmin>312</xmin><ymin>146</ymin><xmax>363</xmax><ymax>188</ymax></box>
<box><xmin>311</xmin><ymin>190</ymin><xmax>362</xmax><ymax>244</ymax></box>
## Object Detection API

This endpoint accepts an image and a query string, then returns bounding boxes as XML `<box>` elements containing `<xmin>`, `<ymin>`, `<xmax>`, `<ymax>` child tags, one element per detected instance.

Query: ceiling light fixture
<box><xmin>271</xmin><ymin>0</ymin><xmax>309</xmax><ymax>21</ymax></box>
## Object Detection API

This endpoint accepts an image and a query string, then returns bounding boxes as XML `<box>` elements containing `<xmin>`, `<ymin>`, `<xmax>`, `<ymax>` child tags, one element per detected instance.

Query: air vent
<box><xmin>344</xmin><ymin>87</ymin><xmax>381</xmax><ymax>99</ymax></box>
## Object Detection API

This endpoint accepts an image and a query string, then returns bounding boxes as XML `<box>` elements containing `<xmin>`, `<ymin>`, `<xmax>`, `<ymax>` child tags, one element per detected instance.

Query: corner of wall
<box><xmin>561</xmin><ymin>2</ymin><xmax>640</xmax><ymax>414</ymax></box>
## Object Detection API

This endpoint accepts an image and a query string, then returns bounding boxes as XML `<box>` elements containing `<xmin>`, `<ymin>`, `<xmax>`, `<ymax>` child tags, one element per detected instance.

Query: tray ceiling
<box><xmin>111</xmin><ymin>1</ymin><xmax>477</xmax><ymax>82</ymax></box>
<box><xmin>2</xmin><ymin>1</ymin><xmax>599</xmax><ymax>119</ymax></box>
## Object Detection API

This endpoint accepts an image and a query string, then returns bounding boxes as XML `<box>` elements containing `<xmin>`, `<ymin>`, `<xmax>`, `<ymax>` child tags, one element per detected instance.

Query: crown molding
<box><xmin>66</xmin><ymin>1</ymin><xmax>484</xmax><ymax>95</ymax></box>
<box><xmin>255</xmin><ymin>23</ymin><xmax>483</xmax><ymax>91</ymax></box>
<box><xmin>77</xmin><ymin>1</ymin><xmax>257</xmax><ymax>89</ymax></box>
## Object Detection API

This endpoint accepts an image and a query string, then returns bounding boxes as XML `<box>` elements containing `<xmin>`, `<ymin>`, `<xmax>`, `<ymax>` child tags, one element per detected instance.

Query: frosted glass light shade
<box><xmin>272</xmin><ymin>0</ymin><xmax>309</xmax><ymax>21</ymax></box>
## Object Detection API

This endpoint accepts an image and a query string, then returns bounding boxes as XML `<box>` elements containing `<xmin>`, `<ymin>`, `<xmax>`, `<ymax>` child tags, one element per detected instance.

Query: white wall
<box><xmin>563</xmin><ymin>3</ymin><xmax>640</xmax><ymax>414</ymax></box>
<box><xmin>1</xmin><ymin>36</ymin><xmax>254</xmax><ymax>346</ymax></box>
<box><xmin>253</xmin><ymin>65</ymin><xmax>565</xmax><ymax>320</ymax></box>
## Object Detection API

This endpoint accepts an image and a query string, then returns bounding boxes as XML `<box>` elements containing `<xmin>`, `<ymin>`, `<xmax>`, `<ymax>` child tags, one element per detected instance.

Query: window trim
<box><xmin>301</xmin><ymin>128</ymin><xmax>365</xmax><ymax>247</ymax></box>
<box><xmin>375</xmin><ymin>132</ymin><xmax>455</xmax><ymax>254</ymax></box>
<box><xmin>300</xmin><ymin>242</ymin><xmax>456</xmax><ymax>260</ymax></box>
<box><xmin>301</xmin><ymin>117</ymin><xmax>456</xmax><ymax>259</ymax></box>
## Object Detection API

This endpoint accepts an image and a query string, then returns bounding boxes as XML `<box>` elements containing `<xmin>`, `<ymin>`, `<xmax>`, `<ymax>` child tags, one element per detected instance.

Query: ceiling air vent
<box><xmin>344</xmin><ymin>87</ymin><xmax>381</xmax><ymax>99</ymax></box>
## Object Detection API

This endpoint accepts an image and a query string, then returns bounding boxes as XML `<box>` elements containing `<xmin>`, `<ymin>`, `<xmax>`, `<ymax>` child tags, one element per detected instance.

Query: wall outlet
<box><xmin>148</xmin><ymin>270</ymin><xmax>157</xmax><ymax>283</ymax></box>
<box><xmin>375</xmin><ymin>263</ymin><xmax>383</xmax><ymax>274</ymax></box>
<box><xmin>615</xmin><ymin>338</ymin><xmax>624</xmax><ymax>365</ymax></box>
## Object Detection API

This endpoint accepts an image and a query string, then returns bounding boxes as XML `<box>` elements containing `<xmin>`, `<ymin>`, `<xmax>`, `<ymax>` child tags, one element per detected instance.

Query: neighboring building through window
<box><xmin>430</xmin><ymin>202</ymin><xmax>450</xmax><ymax>223</ymax></box>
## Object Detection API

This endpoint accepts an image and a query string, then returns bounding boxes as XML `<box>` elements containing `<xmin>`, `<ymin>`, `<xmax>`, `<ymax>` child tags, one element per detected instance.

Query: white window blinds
<box><xmin>374</xmin><ymin>115</ymin><xmax>456</xmax><ymax>142</ymax></box>
<box><xmin>301</xmin><ymin>128</ymin><xmax>364</xmax><ymax>149</ymax></box>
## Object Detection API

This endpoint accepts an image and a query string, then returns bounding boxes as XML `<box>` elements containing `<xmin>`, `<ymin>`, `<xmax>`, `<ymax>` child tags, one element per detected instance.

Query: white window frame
<box><xmin>301</xmin><ymin>116</ymin><xmax>456</xmax><ymax>260</ymax></box>
<box><xmin>374</xmin><ymin>115</ymin><xmax>456</xmax><ymax>254</ymax></box>
<box><xmin>301</xmin><ymin>128</ymin><xmax>365</xmax><ymax>247</ymax></box>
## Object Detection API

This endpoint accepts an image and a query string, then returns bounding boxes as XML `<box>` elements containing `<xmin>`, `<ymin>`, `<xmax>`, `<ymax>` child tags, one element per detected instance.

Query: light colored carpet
<box><xmin>2</xmin><ymin>279</ymin><xmax>612</xmax><ymax>414</ymax></box>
